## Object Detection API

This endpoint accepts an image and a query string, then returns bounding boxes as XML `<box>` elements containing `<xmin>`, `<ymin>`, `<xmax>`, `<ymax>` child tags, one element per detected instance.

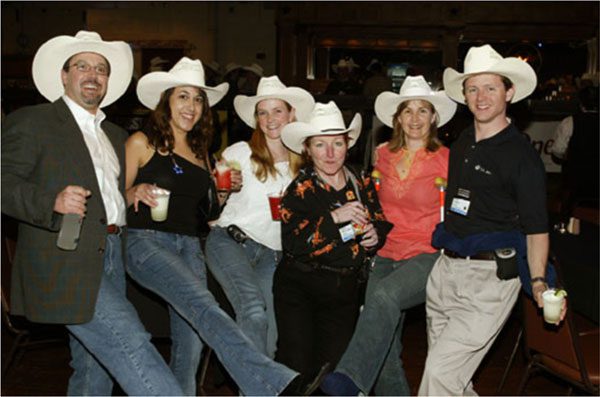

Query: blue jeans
<box><xmin>127</xmin><ymin>229</ymin><xmax>205</xmax><ymax>395</ymax></box>
<box><xmin>336</xmin><ymin>252</ymin><xmax>439</xmax><ymax>396</ymax></box>
<box><xmin>126</xmin><ymin>229</ymin><xmax>297</xmax><ymax>396</ymax></box>
<box><xmin>66</xmin><ymin>234</ymin><xmax>183</xmax><ymax>396</ymax></box>
<box><xmin>205</xmin><ymin>226</ymin><xmax>280</xmax><ymax>358</ymax></box>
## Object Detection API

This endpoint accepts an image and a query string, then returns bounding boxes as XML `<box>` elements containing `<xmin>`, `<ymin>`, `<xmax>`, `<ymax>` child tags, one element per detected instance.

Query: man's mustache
<box><xmin>81</xmin><ymin>78</ymin><xmax>101</xmax><ymax>87</ymax></box>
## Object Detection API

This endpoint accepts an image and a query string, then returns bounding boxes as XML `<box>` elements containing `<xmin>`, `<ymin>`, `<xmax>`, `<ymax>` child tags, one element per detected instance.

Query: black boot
<box><xmin>280</xmin><ymin>362</ymin><xmax>331</xmax><ymax>396</ymax></box>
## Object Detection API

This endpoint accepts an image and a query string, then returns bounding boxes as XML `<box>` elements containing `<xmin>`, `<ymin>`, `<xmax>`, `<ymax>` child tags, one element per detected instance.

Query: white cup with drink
<box><xmin>151</xmin><ymin>187</ymin><xmax>171</xmax><ymax>222</ymax></box>
<box><xmin>542</xmin><ymin>288</ymin><xmax>567</xmax><ymax>324</ymax></box>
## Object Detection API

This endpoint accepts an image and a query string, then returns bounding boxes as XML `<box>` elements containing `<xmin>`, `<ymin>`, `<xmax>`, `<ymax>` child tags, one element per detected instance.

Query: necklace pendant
<box><xmin>173</xmin><ymin>164</ymin><xmax>184</xmax><ymax>175</ymax></box>
<box><xmin>169</xmin><ymin>153</ymin><xmax>184</xmax><ymax>175</ymax></box>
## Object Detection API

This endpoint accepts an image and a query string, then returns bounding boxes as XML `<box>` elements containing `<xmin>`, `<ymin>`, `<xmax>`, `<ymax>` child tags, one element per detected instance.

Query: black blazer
<box><xmin>1</xmin><ymin>98</ymin><xmax>128</xmax><ymax>324</ymax></box>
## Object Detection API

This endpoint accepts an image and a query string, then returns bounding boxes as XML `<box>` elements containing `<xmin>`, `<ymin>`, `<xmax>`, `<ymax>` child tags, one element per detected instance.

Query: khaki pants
<box><xmin>418</xmin><ymin>253</ymin><xmax>520</xmax><ymax>396</ymax></box>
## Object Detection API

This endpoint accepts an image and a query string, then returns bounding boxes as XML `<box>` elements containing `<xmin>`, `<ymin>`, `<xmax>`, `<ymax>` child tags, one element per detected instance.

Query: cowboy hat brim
<box><xmin>374</xmin><ymin>91</ymin><xmax>457</xmax><ymax>128</ymax></box>
<box><xmin>136</xmin><ymin>72</ymin><xmax>229</xmax><ymax>110</ymax></box>
<box><xmin>241</xmin><ymin>65</ymin><xmax>264</xmax><ymax>77</ymax></box>
<box><xmin>281</xmin><ymin>113</ymin><xmax>362</xmax><ymax>154</ymax></box>
<box><xmin>32</xmin><ymin>33</ymin><xmax>133</xmax><ymax>108</ymax></box>
<box><xmin>443</xmin><ymin>58</ymin><xmax>537</xmax><ymax>104</ymax></box>
<box><xmin>233</xmin><ymin>87</ymin><xmax>315</xmax><ymax>128</ymax></box>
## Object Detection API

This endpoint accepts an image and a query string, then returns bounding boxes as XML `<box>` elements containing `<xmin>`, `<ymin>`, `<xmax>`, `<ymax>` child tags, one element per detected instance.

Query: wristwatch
<box><xmin>530</xmin><ymin>276</ymin><xmax>546</xmax><ymax>284</ymax></box>
<box><xmin>530</xmin><ymin>276</ymin><xmax>548</xmax><ymax>290</ymax></box>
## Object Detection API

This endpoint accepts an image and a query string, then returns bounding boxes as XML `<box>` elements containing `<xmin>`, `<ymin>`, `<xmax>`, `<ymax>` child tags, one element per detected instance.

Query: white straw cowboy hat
<box><xmin>366</xmin><ymin>59</ymin><xmax>382</xmax><ymax>72</ymax></box>
<box><xmin>224</xmin><ymin>62</ymin><xmax>242</xmax><ymax>75</ymax></box>
<box><xmin>242</xmin><ymin>63</ymin><xmax>264</xmax><ymax>77</ymax></box>
<box><xmin>149</xmin><ymin>56</ymin><xmax>170</xmax><ymax>72</ymax></box>
<box><xmin>233</xmin><ymin>75</ymin><xmax>315</xmax><ymax>128</ymax></box>
<box><xmin>32</xmin><ymin>30</ymin><xmax>133</xmax><ymax>108</ymax></box>
<box><xmin>281</xmin><ymin>101</ymin><xmax>362</xmax><ymax>154</ymax></box>
<box><xmin>443</xmin><ymin>44</ymin><xmax>537</xmax><ymax>104</ymax></box>
<box><xmin>136</xmin><ymin>57</ymin><xmax>229</xmax><ymax>110</ymax></box>
<box><xmin>375</xmin><ymin>75</ymin><xmax>457</xmax><ymax>128</ymax></box>
<box><xmin>332</xmin><ymin>58</ymin><xmax>360</xmax><ymax>72</ymax></box>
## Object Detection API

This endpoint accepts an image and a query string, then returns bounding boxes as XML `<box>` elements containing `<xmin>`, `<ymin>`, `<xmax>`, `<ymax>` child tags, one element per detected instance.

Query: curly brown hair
<box><xmin>144</xmin><ymin>87</ymin><xmax>213</xmax><ymax>158</ymax></box>
<box><xmin>388</xmin><ymin>99</ymin><xmax>441</xmax><ymax>153</ymax></box>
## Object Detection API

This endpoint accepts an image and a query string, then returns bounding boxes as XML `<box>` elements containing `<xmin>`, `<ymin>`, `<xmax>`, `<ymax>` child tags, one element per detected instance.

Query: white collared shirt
<box><xmin>62</xmin><ymin>95</ymin><xmax>126</xmax><ymax>226</ymax></box>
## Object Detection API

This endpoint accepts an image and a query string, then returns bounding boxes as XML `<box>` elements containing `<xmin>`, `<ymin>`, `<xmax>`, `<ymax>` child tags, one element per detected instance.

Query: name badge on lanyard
<box><xmin>450</xmin><ymin>188</ymin><xmax>471</xmax><ymax>216</ymax></box>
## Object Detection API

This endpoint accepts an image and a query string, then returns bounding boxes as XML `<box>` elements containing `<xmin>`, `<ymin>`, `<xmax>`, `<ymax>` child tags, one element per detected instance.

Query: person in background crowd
<box><xmin>227</xmin><ymin>63</ymin><xmax>266</xmax><ymax>144</ymax></box>
<box><xmin>325</xmin><ymin>58</ymin><xmax>362</xmax><ymax>96</ymax></box>
<box><xmin>149</xmin><ymin>56</ymin><xmax>170</xmax><ymax>72</ymax></box>
<box><xmin>125</xmin><ymin>58</ymin><xmax>325</xmax><ymax>396</ymax></box>
<box><xmin>206</xmin><ymin>75</ymin><xmax>315</xmax><ymax>359</ymax></box>
<box><xmin>222</xmin><ymin>62</ymin><xmax>244</xmax><ymax>145</ymax></box>
<box><xmin>199</xmin><ymin>60</ymin><xmax>224</xmax><ymax>156</ymax></box>
<box><xmin>551</xmin><ymin>84</ymin><xmax>599</xmax><ymax>220</ymax></box>
<box><xmin>222</xmin><ymin>62</ymin><xmax>243</xmax><ymax>107</ymax></box>
<box><xmin>363</xmin><ymin>59</ymin><xmax>393</xmax><ymax>99</ymax></box>
<box><xmin>321</xmin><ymin>75</ymin><xmax>456</xmax><ymax>396</ymax></box>
<box><xmin>239</xmin><ymin>63</ymin><xmax>264</xmax><ymax>95</ymax></box>
<box><xmin>418</xmin><ymin>44</ymin><xmax>565</xmax><ymax>396</ymax></box>
<box><xmin>2</xmin><ymin>30</ymin><xmax>185</xmax><ymax>395</ymax></box>
<box><xmin>275</xmin><ymin>101</ymin><xmax>392</xmax><ymax>381</ymax></box>
<box><xmin>204</xmin><ymin>60</ymin><xmax>222</xmax><ymax>86</ymax></box>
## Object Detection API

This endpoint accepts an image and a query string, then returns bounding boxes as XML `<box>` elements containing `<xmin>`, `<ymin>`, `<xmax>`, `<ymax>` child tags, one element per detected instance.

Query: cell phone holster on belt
<box><xmin>227</xmin><ymin>224</ymin><xmax>248</xmax><ymax>244</ymax></box>
<box><xmin>494</xmin><ymin>247</ymin><xmax>519</xmax><ymax>280</ymax></box>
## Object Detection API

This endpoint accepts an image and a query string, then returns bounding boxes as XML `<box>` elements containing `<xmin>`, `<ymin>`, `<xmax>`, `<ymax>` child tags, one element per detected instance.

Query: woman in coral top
<box><xmin>321</xmin><ymin>76</ymin><xmax>457</xmax><ymax>396</ymax></box>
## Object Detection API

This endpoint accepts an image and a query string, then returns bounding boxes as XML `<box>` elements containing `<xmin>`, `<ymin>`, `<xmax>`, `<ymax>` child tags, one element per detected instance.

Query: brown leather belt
<box><xmin>107</xmin><ymin>224</ymin><xmax>122</xmax><ymax>235</ymax></box>
<box><xmin>444</xmin><ymin>249</ymin><xmax>495</xmax><ymax>261</ymax></box>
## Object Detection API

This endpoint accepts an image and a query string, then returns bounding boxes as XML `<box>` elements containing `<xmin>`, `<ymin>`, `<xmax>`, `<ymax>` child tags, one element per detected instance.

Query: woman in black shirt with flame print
<box><xmin>274</xmin><ymin>101</ymin><xmax>392</xmax><ymax>381</ymax></box>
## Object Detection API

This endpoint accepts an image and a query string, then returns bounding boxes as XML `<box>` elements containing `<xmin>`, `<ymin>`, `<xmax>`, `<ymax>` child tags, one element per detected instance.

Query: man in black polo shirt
<box><xmin>418</xmin><ymin>44</ymin><xmax>563</xmax><ymax>396</ymax></box>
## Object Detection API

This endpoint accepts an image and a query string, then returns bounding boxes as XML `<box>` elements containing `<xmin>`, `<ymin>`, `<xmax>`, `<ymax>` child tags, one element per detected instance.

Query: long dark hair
<box><xmin>144</xmin><ymin>87</ymin><xmax>213</xmax><ymax>158</ymax></box>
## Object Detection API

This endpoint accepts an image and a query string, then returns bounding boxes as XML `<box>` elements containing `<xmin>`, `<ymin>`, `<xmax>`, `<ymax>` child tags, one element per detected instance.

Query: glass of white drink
<box><xmin>542</xmin><ymin>288</ymin><xmax>566</xmax><ymax>324</ymax></box>
<box><xmin>151</xmin><ymin>188</ymin><xmax>171</xmax><ymax>222</ymax></box>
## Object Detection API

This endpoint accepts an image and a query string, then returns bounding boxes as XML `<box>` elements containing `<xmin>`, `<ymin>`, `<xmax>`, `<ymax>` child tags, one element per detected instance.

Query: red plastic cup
<box><xmin>268</xmin><ymin>194</ymin><xmax>282</xmax><ymax>221</ymax></box>
<box><xmin>215</xmin><ymin>165</ymin><xmax>232</xmax><ymax>191</ymax></box>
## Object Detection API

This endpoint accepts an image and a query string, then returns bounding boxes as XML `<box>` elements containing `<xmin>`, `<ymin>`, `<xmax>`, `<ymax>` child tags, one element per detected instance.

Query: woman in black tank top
<box><xmin>122</xmin><ymin>58</ymin><xmax>316</xmax><ymax>395</ymax></box>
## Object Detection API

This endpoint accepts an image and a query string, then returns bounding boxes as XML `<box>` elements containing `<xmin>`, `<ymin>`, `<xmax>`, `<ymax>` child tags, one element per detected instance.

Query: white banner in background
<box><xmin>523</xmin><ymin>120</ymin><xmax>562</xmax><ymax>173</ymax></box>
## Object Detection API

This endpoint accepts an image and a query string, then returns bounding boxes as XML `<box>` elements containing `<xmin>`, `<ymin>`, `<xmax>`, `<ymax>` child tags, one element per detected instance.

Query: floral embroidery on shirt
<box><xmin>294</xmin><ymin>179</ymin><xmax>316</xmax><ymax>199</ymax></box>
<box><xmin>309</xmin><ymin>217</ymin><xmax>326</xmax><ymax>247</ymax></box>
<box><xmin>311</xmin><ymin>242</ymin><xmax>336</xmax><ymax>257</ymax></box>
<box><xmin>282</xmin><ymin>166</ymin><xmax>391</xmax><ymax>267</ymax></box>
<box><xmin>350</xmin><ymin>243</ymin><xmax>359</xmax><ymax>259</ymax></box>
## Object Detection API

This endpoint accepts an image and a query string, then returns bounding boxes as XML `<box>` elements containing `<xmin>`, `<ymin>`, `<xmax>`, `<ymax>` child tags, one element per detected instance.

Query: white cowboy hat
<box><xmin>233</xmin><ymin>75</ymin><xmax>315</xmax><ymax>128</ymax></box>
<box><xmin>149</xmin><ymin>56</ymin><xmax>170</xmax><ymax>71</ymax></box>
<box><xmin>32</xmin><ymin>30</ymin><xmax>133</xmax><ymax>108</ymax></box>
<box><xmin>443</xmin><ymin>44</ymin><xmax>537</xmax><ymax>104</ymax></box>
<box><xmin>242</xmin><ymin>63</ymin><xmax>264</xmax><ymax>77</ymax></box>
<box><xmin>136</xmin><ymin>57</ymin><xmax>229</xmax><ymax>110</ymax></box>
<box><xmin>366</xmin><ymin>59</ymin><xmax>381</xmax><ymax>72</ymax></box>
<box><xmin>332</xmin><ymin>58</ymin><xmax>360</xmax><ymax>72</ymax></box>
<box><xmin>224</xmin><ymin>62</ymin><xmax>242</xmax><ymax>75</ymax></box>
<box><xmin>281</xmin><ymin>101</ymin><xmax>362</xmax><ymax>154</ymax></box>
<box><xmin>374</xmin><ymin>76</ymin><xmax>457</xmax><ymax>128</ymax></box>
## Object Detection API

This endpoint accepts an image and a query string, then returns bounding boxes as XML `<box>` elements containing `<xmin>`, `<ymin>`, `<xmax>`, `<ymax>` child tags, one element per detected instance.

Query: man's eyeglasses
<box><xmin>69</xmin><ymin>61</ymin><xmax>110</xmax><ymax>76</ymax></box>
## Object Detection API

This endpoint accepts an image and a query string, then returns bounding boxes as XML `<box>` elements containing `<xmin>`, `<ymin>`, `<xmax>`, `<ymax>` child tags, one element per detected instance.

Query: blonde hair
<box><xmin>388</xmin><ymin>99</ymin><xmax>442</xmax><ymax>153</ymax></box>
<box><xmin>248</xmin><ymin>101</ymin><xmax>302</xmax><ymax>181</ymax></box>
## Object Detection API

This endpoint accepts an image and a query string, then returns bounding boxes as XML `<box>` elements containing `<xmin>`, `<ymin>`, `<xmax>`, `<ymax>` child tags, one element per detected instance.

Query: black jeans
<box><xmin>273</xmin><ymin>259</ymin><xmax>361</xmax><ymax>376</ymax></box>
